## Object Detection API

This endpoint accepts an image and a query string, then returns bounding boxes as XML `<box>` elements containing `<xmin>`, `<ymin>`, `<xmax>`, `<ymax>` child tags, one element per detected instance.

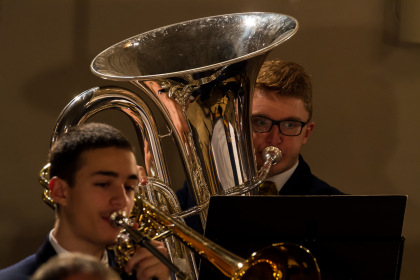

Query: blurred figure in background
<box><xmin>31</xmin><ymin>253</ymin><xmax>120</xmax><ymax>280</ymax></box>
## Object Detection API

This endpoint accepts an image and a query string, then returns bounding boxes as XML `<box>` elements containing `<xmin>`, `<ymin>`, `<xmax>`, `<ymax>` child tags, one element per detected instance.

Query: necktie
<box><xmin>258</xmin><ymin>181</ymin><xmax>278</xmax><ymax>195</ymax></box>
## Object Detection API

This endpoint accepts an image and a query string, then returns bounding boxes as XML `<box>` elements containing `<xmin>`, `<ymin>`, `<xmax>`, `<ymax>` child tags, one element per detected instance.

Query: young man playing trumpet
<box><xmin>0</xmin><ymin>123</ymin><xmax>170</xmax><ymax>280</ymax></box>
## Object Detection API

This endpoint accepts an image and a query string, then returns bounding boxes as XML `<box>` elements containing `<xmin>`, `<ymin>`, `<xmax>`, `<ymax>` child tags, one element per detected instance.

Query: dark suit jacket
<box><xmin>0</xmin><ymin>238</ymin><xmax>56</xmax><ymax>280</ymax></box>
<box><xmin>279</xmin><ymin>155</ymin><xmax>344</xmax><ymax>195</ymax></box>
<box><xmin>0</xmin><ymin>237</ymin><xmax>134</xmax><ymax>280</ymax></box>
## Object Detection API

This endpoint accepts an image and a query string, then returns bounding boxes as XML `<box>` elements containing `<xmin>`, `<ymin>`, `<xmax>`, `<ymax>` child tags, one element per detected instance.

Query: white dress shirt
<box><xmin>49</xmin><ymin>229</ymin><xmax>109</xmax><ymax>266</ymax></box>
<box><xmin>265</xmin><ymin>160</ymin><xmax>299</xmax><ymax>193</ymax></box>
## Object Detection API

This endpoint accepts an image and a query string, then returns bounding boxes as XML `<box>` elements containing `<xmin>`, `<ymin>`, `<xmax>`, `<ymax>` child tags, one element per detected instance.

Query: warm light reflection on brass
<box><xmin>119</xmin><ymin>195</ymin><xmax>321</xmax><ymax>280</ymax></box>
<box><xmin>39</xmin><ymin>12</ymin><xmax>307</xmax><ymax>280</ymax></box>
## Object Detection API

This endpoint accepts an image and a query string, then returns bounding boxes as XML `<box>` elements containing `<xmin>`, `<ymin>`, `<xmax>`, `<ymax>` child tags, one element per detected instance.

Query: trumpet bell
<box><xmin>238</xmin><ymin>243</ymin><xmax>320</xmax><ymax>280</ymax></box>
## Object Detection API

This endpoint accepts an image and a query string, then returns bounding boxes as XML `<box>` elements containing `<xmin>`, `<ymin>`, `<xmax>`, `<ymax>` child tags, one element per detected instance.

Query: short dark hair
<box><xmin>31</xmin><ymin>253</ymin><xmax>120</xmax><ymax>280</ymax></box>
<box><xmin>256</xmin><ymin>59</ymin><xmax>313</xmax><ymax>120</ymax></box>
<box><xmin>48</xmin><ymin>123</ymin><xmax>134</xmax><ymax>186</ymax></box>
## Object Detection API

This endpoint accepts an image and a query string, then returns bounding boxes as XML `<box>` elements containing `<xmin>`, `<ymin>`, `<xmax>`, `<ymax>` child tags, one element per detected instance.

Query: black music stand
<box><xmin>198</xmin><ymin>195</ymin><xmax>406</xmax><ymax>280</ymax></box>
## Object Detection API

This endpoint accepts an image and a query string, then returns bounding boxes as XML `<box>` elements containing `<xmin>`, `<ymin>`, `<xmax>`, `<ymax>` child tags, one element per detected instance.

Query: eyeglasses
<box><xmin>251</xmin><ymin>116</ymin><xmax>309</xmax><ymax>136</ymax></box>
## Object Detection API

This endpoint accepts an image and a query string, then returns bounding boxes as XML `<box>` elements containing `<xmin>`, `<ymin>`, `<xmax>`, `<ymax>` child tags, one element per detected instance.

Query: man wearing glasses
<box><xmin>252</xmin><ymin>59</ymin><xmax>343</xmax><ymax>195</ymax></box>
<box><xmin>176</xmin><ymin>59</ymin><xmax>343</xmax><ymax>235</ymax></box>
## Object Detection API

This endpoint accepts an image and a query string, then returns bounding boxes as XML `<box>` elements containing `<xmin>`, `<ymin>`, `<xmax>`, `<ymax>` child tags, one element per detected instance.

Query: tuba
<box><xmin>40</xmin><ymin>12</ymin><xmax>299</xmax><ymax>279</ymax></box>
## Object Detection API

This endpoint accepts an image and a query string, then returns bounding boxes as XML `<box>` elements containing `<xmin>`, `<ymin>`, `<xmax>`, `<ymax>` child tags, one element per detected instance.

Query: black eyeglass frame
<box><xmin>251</xmin><ymin>116</ymin><xmax>310</xmax><ymax>136</ymax></box>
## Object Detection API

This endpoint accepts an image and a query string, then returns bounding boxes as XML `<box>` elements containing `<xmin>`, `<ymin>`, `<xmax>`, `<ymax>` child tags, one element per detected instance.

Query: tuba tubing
<box><xmin>90</xmin><ymin>12</ymin><xmax>300</xmax><ymax>229</ymax></box>
<box><xmin>39</xmin><ymin>86</ymin><xmax>200</xmax><ymax>279</ymax></box>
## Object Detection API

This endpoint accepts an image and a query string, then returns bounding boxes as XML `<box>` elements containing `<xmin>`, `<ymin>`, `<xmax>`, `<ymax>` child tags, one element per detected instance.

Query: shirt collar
<box><xmin>266</xmin><ymin>160</ymin><xmax>299</xmax><ymax>192</ymax></box>
<box><xmin>49</xmin><ymin>229</ymin><xmax>109</xmax><ymax>266</ymax></box>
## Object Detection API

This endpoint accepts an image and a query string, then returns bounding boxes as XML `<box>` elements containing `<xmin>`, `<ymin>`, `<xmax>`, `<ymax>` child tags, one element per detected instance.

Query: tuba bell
<box><xmin>40</xmin><ymin>12</ymin><xmax>299</xmax><ymax>279</ymax></box>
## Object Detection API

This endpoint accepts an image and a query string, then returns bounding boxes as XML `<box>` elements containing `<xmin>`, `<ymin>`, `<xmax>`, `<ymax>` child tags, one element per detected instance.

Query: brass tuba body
<box><xmin>90</xmin><ymin>12</ymin><xmax>298</xmax><ymax>220</ymax></box>
<box><xmin>41</xmin><ymin>12</ymin><xmax>298</xmax><ymax>279</ymax></box>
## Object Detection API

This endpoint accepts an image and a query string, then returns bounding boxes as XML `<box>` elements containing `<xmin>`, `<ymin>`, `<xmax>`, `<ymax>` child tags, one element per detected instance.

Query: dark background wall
<box><xmin>1</xmin><ymin>0</ymin><xmax>419</xmax><ymax>279</ymax></box>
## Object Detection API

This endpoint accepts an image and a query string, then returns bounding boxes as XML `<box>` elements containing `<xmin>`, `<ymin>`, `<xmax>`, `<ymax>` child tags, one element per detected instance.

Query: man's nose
<box><xmin>111</xmin><ymin>184</ymin><xmax>129</xmax><ymax>208</ymax></box>
<box><xmin>266</xmin><ymin>125</ymin><xmax>282</xmax><ymax>145</ymax></box>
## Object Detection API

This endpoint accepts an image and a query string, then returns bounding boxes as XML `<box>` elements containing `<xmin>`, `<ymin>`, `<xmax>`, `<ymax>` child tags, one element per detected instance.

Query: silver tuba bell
<box><xmin>40</xmin><ymin>12</ymin><xmax>298</xmax><ymax>279</ymax></box>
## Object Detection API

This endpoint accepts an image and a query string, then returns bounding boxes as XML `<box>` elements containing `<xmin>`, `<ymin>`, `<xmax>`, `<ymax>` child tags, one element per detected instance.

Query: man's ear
<box><xmin>49</xmin><ymin>177</ymin><xmax>69</xmax><ymax>207</ymax></box>
<box><xmin>302</xmin><ymin>121</ymin><xmax>315</xmax><ymax>144</ymax></box>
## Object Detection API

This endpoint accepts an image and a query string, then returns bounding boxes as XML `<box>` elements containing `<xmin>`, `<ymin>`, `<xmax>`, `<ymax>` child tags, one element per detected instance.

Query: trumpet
<box><xmin>110</xmin><ymin>194</ymin><xmax>321</xmax><ymax>280</ymax></box>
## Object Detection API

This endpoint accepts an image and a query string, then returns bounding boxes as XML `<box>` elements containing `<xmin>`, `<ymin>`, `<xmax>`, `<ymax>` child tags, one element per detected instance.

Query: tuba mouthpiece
<box><xmin>262</xmin><ymin>146</ymin><xmax>282</xmax><ymax>165</ymax></box>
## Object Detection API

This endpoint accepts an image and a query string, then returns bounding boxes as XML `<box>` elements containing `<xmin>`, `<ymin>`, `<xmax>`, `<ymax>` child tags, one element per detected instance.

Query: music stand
<box><xmin>199</xmin><ymin>195</ymin><xmax>406</xmax><ymax>280</ymax></box>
